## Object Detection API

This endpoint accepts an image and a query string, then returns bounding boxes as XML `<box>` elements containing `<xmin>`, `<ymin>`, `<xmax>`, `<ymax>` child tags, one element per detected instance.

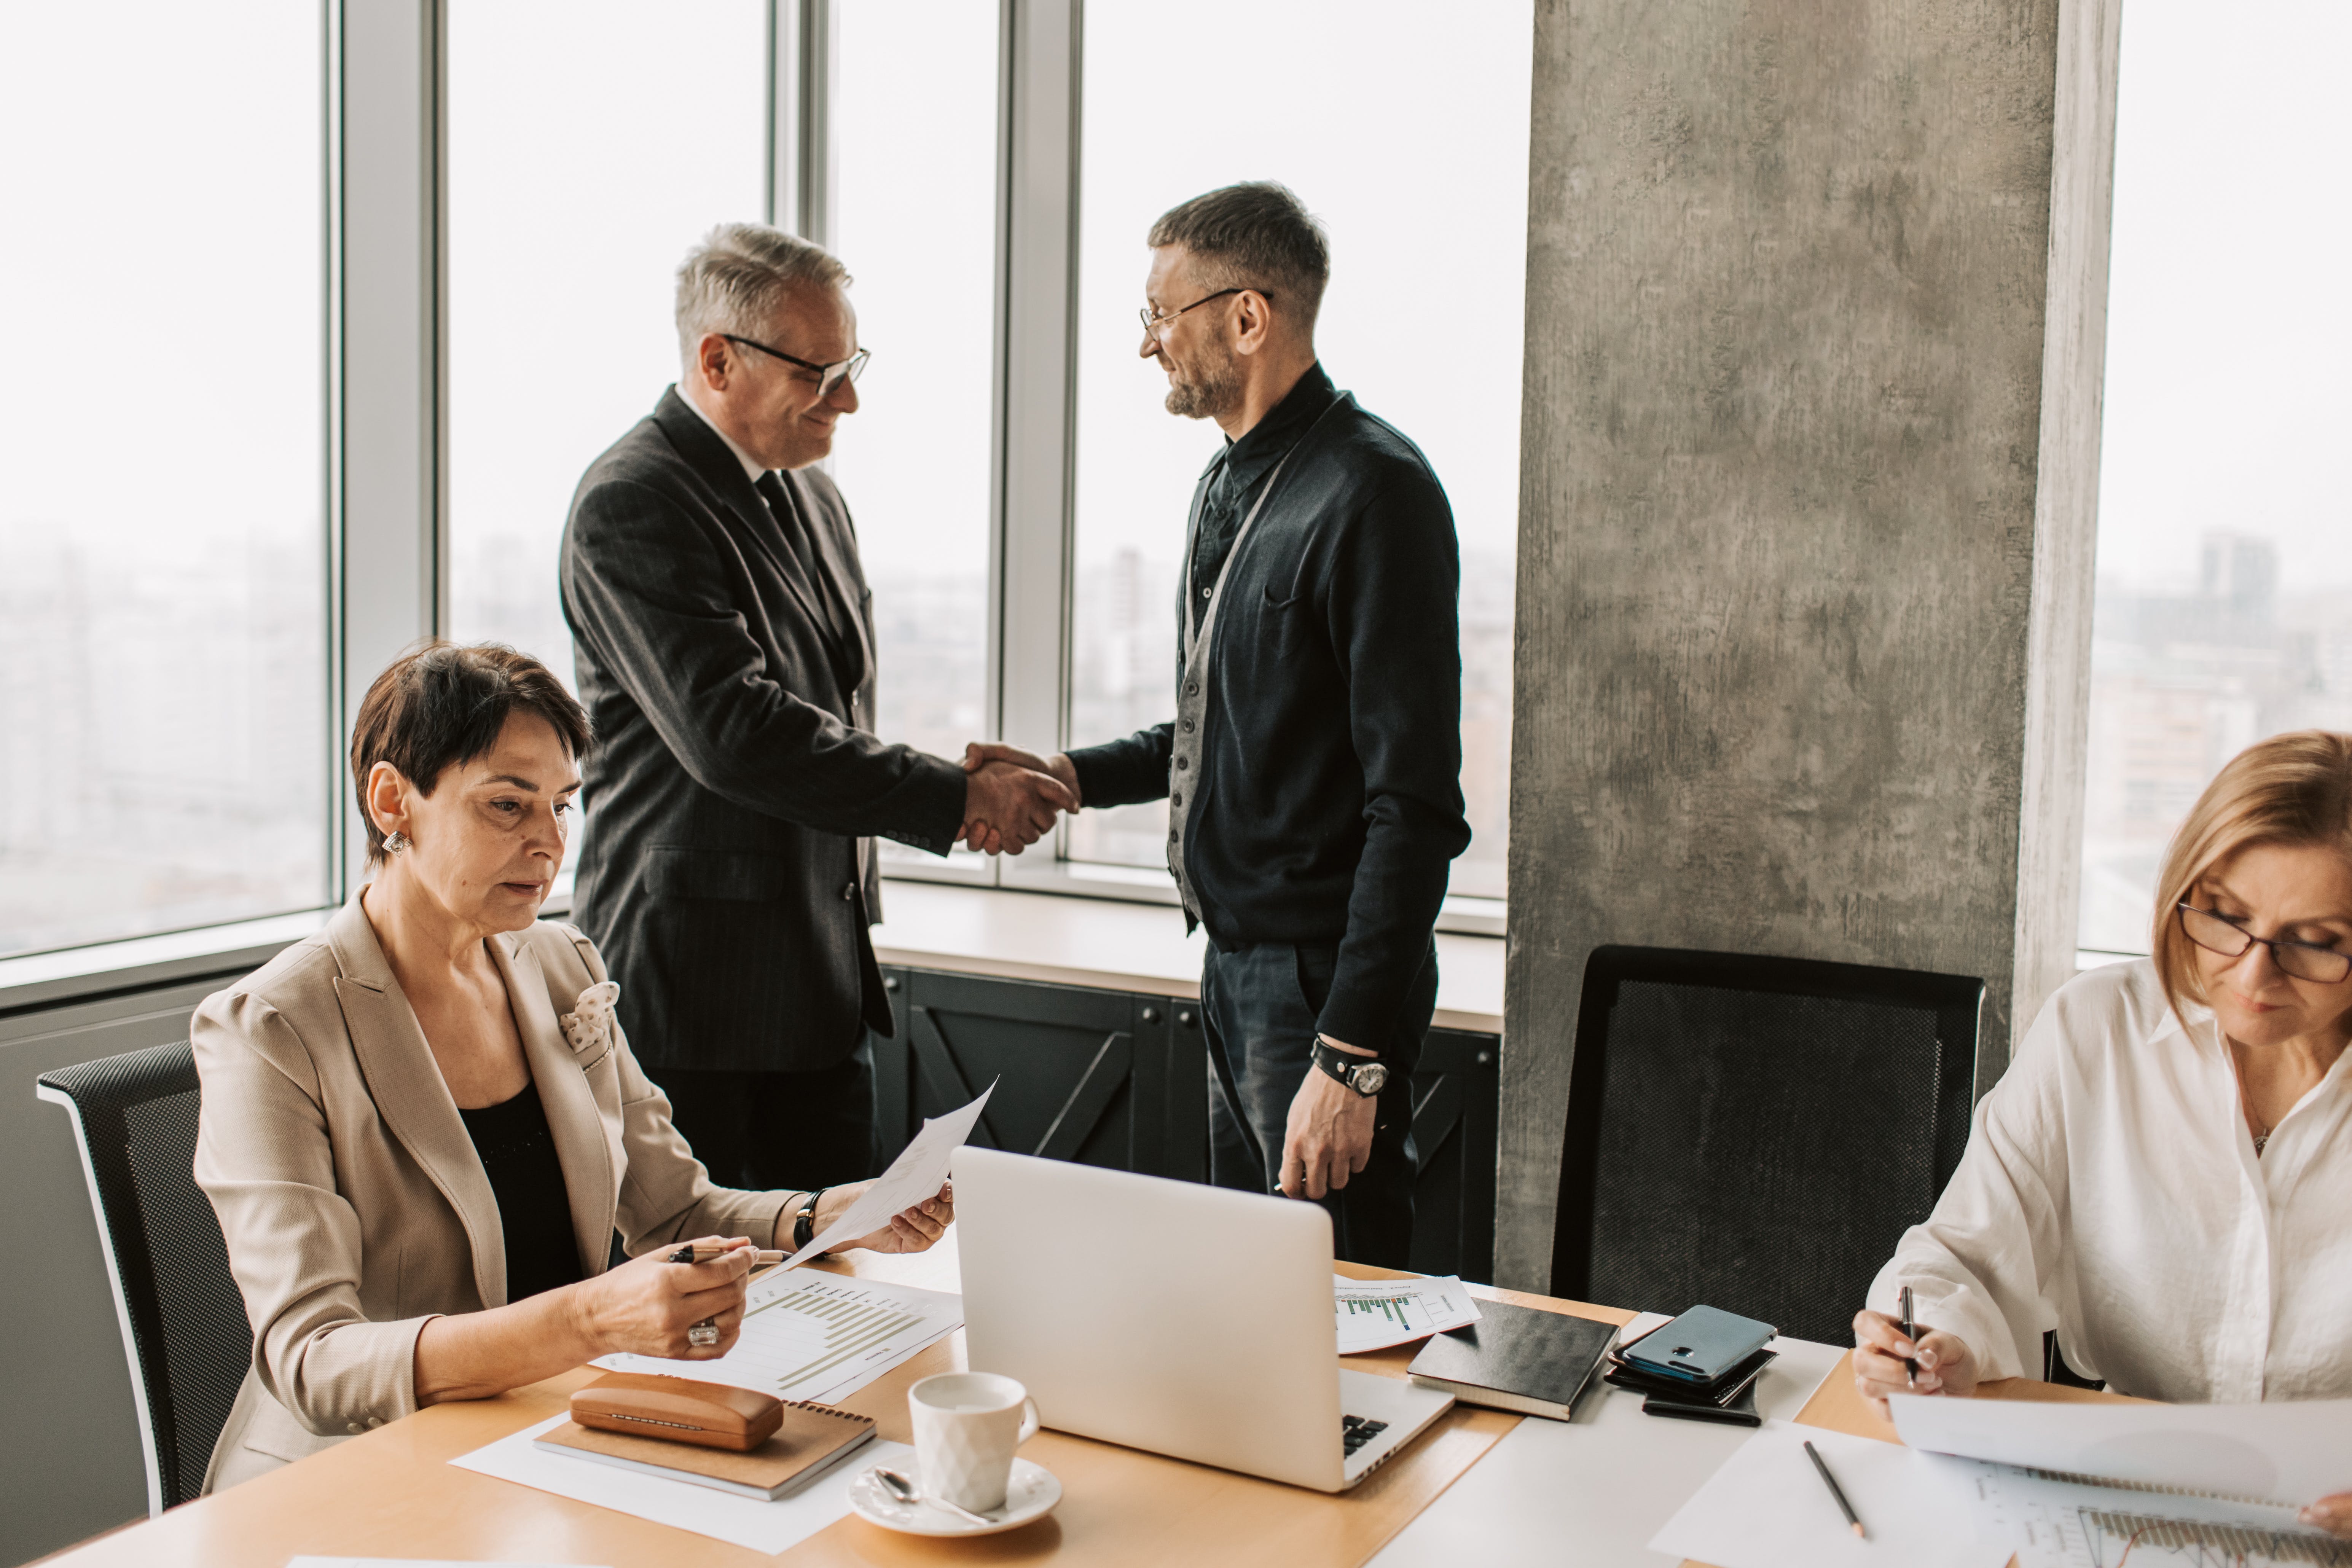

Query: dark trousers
<box><xmin>1200</xmin><ymin>940</ymin><xmax>1436</xmax><ymax>1268</ymax></box>
<box><xmin>654</xmin><ymin>1042</ymin><xmax>879</xmax><ymax>1192</ymax></box>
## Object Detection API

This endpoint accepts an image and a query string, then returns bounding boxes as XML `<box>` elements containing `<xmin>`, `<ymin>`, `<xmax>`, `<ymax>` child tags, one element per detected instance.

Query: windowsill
<box><xmin>872</xmin><ymin>881</ymin><xmax>1504</xmax><ymax>1035</ymax></box>
<box><xmin>0</xmin><ymin>878</ymin><xmax>1506</xmax><ymax>1035</ymax></box>
<box><xmin>0</xmin><ymin>907</ymin><xmax>338</xmax><ymax>1017</ymax></box>
<box><xmin>897</xmin><ymin>853</ymin><xmax>1509</xmax><ymax>939</ymax></box>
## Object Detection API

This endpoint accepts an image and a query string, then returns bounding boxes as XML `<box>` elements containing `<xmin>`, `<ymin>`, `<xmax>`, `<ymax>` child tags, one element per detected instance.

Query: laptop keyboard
<box><xmin>1340</xmin><ymin>1415</ymin><xmax>1390</xmax><ymax>1456</ymax></box>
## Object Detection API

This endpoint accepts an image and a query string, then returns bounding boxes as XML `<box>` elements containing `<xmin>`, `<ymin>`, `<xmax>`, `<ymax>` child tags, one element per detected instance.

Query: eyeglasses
<box><xmin>2176</xmin><ymin>903</ymin><xmax>2352</xmax><ymax>984</ymax></box>
<box><xmin>722</xmin><ymin>333</ymin><xmax>870</xmax><ymax>398</ymax></box>
<box><xmin>1138</xmin><ymin>286</ymin><xmax>1270</xmax><ymax>343</ymax></box>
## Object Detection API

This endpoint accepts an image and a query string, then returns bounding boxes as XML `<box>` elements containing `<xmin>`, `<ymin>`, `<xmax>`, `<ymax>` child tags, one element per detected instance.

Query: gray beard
<box><xmin>1163</xmin><ymin>352</ymin><xmax>1241</xmax><ymax>420</ymax></box>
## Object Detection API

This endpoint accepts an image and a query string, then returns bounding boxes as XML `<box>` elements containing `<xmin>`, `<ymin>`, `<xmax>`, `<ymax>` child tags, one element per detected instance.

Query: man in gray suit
<box><xmin>561</xmin><ymin>223</ymin><xmax>1070</xmax><ymax>1190</ymax></box>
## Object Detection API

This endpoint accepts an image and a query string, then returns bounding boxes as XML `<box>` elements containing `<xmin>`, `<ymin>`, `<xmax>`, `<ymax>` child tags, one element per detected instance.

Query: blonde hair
<box><xmin>2150</xmin><ymin>730</ymin><xmax>2352</xmax><ymax>1017</ymax></box>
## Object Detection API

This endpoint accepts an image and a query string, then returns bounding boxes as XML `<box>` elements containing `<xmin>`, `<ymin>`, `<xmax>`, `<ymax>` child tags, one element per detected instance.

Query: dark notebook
<box><xmin>1406</xmin><ymin>1300</ymin><xmax>1621</xmax><ymax>1421</ymax></box>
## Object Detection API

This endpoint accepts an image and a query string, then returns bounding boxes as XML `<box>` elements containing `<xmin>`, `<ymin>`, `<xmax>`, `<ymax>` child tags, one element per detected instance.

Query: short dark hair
<box><xmin>1148</xmin><ymin>181</ymin><xmax>1331</xmax><ymax>330</ymax></box>
<box><xmin>349</xmin><ymin>641</ymin><xmax>592</xmax><ymax>864</ymax></box>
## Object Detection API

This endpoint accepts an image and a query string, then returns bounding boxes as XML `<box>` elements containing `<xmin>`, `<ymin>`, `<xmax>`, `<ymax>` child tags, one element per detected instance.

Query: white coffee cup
<box><xmin>907</xmin><ymin>1371</ymin><xmax>1041</xmax><ymax>1514</ymax></box>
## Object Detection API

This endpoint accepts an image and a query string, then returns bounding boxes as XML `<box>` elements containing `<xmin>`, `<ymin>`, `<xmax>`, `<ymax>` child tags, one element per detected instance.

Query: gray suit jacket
<box><xmin>192</xmin><ymin>896</ymin><xmax>792</xmax><ymax>1492</ymax></box>
<box><xmin>560</xmin><ymin>388</ymin><xmax>966</xmax><ymax>1072</ymax></box>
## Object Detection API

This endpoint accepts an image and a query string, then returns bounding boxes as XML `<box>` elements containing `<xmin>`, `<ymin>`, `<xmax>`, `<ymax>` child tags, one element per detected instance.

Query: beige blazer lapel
<box><xmin>493</xmin><ymin>934</ymin><xmax>618</xmax><ymax>1281</ymax></box>
<box><xmin>323</xmin><ymin>892</ymin><xmax>507</xmax><ymax>1307</ymax></box>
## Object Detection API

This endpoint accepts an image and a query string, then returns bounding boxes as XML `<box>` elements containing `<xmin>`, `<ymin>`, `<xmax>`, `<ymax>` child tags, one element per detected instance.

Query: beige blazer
<box><xmin>191</xmin><ymin>892</ymin><xmax>795</xmax><ymax>1493</ymax></box>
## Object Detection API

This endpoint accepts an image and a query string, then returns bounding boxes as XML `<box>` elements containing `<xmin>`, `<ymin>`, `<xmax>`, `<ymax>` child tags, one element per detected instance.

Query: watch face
<box><xmin>1352</xmin><ymin>1061</ymin><xmax>1389</xmax><ymax>1095</ymax></box>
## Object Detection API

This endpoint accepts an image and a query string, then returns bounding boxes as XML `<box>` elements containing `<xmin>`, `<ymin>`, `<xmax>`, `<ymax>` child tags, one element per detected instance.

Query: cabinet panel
<box><xmin>871</xmin><ymin>967</ymin><xmax>1495</xmax><ymax>1280</ymax></box>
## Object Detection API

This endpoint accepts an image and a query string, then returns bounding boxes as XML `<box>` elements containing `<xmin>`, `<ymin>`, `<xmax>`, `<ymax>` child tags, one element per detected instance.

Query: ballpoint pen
<box><xmin>1898</xmin><ymin>1285</ymin><xmax>1919</xmax><ymax>1389</ymax></box>
<box><xmin>1805</xmin><ymin>1440</ymin><xmax>1867</xmax><ymax>1540</ymax></box>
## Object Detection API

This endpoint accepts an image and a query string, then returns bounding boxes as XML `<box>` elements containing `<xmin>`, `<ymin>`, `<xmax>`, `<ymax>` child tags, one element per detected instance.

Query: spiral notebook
<box><xmin>536</xmin><ymin>1400</ymin><xmax>877</xmax><ymax>1501</ymax></box>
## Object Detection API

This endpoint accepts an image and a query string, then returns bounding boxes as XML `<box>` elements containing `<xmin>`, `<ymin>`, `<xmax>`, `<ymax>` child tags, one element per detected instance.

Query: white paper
<box><xmin>1334</xmin><ymin>1274</ymin><xmax>1482</xmax><ymax>1354</ymax></box>
<box><xmin>596</xmin><ymin>1270</ymin><xmax>962</xmax><ymax>1405</ymax></box>
<box><xmin>450</xmin><ymin>1412</ymin><xmax>914</xmax><ymax>1555</ymax></box>
<box><xmin>1958</xmin><ymin>1458</ymin><xmax>2344</xmax><ymax>1568</ymax></box>
<box><xmin>1647</xmin><ymin>1419</ymin><xmax>2009</xmax><ymax>1568</ymax></box>
<box><xmin>782</xmin><ymin>1083</ymin><xmax>994</xmax><ymax>1267</ymax></box>
<box><xmin>1890</xmin><ymin>1392</ymin><xmax>2352</xmax><ymax>1507</ymax></box>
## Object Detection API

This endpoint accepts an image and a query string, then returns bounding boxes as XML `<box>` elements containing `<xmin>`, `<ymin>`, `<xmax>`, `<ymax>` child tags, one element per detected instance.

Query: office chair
<box><xmin>1549</xmin><ymin>946</ymin><xmax>1981</xmax><ymax>1346</ymax></box>
<box><xmin>38</xmin><ymin>1041</ymin><xmax>252</xmax><ymax>1514</ymax></box>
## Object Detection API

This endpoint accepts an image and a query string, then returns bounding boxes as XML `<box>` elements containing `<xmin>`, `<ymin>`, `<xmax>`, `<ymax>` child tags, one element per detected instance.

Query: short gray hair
<box><xmin>674</xmin><ymin>222</ymin><xmax>851</xmax><ymax>362</ymax></box>
<box><xmin>1148</xmin><ymin>182</ymin><xmax>1331</xmax><ymax>329</ymax></box>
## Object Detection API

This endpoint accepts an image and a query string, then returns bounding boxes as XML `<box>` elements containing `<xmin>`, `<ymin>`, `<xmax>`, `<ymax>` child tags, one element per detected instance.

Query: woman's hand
<box><xmin>1852</xmin><ymin>1307</ymin><xmax>1977</xmax><ymax>1413</ymax></box>
<box><xmin>2302</xmin><ymin>1495</ymin><xmax>2352</xmax><ymax>1539</ymax></box>
<box><xmin>822</xmin><ymin>1181</ymin><xmax>954</xmax><ymax>1254</ymax></box>
<box><xmin>571</xmin><ymin>1235</ymin><xmax>755</xmax><ymax>1359</ymax></box>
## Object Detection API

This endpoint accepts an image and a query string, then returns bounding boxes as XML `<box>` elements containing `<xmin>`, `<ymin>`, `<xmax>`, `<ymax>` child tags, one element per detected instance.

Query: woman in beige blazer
<box><xmin>194</xmin><ymin>643</ymin><xmax>951</xmax><ymax>1492</ymax></box>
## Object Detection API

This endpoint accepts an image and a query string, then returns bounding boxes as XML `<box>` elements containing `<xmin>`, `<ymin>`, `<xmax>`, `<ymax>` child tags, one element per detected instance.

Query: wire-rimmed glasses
<box><xmin>2176</xmin><ymin>902</ymin><xmax>2352</xmax><ymax>983</ymax></box>
<box><xmin>1138</xmin><ymin>285</ymin><xmax>1271</xmax><ymax>343</ymax></box>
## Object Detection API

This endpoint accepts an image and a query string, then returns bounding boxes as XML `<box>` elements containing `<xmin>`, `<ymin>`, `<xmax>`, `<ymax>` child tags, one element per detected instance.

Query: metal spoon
<box><xmin>873</xmin><ymin>1465</ymin><xmax>997</xmax><ymax>1527</ymax></box>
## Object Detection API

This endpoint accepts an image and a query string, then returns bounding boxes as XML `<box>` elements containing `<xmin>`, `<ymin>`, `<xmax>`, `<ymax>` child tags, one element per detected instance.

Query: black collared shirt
<box><xmin>1189</xmin><ymin>363</ymin><xmax>1340</xmax><ymax>601</ymax></box>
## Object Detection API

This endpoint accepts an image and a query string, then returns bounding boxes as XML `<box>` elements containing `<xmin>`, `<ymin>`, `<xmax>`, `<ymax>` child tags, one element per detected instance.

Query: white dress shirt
<box><xmin>1870</xmin><ymin>958</ymin><xmax>2352</xmax><ymax>1402</ymax></box>
<box><xmin>680</xmin><ymin>384</ymin><xmax>768</xmax><ymax>482</ymax></box>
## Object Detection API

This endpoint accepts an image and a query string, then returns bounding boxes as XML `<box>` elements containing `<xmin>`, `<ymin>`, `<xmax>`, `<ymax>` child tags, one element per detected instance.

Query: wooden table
<box><xmin>37</xmin><ymin>1233</ymin><xmax>2118</xmax><ymax>1568</ymax></box>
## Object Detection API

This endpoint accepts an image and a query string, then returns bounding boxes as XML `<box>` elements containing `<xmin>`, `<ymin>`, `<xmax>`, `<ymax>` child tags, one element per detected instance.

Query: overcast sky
<box><xmin>2095</xmin><ymin>1</ymin><xmax>2352</xmax><ymax>591</ymax></box>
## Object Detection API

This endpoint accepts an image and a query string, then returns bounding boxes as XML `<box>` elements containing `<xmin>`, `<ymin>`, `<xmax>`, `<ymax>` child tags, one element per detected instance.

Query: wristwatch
<box><xmin>1311</xmin><ymin>1039</ymin><xmax>1388</xmax><ymax>1097</ymax></box>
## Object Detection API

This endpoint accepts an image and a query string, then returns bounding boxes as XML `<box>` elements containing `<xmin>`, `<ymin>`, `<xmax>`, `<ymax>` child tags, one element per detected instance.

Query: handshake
<box><xmin>957</xmin><ymin>742</ymin><xmax>1084</xmax><ymax>856</ymax></box>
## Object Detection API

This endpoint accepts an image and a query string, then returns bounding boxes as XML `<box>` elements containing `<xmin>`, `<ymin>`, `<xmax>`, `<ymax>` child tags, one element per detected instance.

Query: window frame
<box><xmin>7</xmin><ymin>0</ymin><xmax>1500</xmax><ymax>986</ymax></box>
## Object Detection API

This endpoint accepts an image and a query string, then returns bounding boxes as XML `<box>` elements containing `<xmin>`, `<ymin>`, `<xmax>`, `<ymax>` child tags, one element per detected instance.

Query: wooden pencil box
<box><xmin>568</xmin><ymin>1372</ymin><xmax>784</xmax><ymax>1452</ymax></box>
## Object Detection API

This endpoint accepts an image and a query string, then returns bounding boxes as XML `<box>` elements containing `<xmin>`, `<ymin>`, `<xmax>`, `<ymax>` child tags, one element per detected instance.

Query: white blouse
<box><xmin>1869</xmin><ymin>958</ymin><xmax>2352</xmax><ymax>1402</ymax></box>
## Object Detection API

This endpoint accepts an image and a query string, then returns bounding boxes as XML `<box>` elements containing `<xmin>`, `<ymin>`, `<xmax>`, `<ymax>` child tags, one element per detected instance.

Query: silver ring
<box><xmin>688</xmin><ymin>1320</ymin><xmax>719</xmax><ymax>1348</ymax></box>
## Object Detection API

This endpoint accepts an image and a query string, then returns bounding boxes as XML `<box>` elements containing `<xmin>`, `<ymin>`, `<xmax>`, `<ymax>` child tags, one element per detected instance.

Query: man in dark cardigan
<box><xmin>562</xmin><ymin>223</ymin><xmax>1072</xmax><ymax>1191</ymax></box>
<box><xmin>972</xmin><ymin>185</ymin><xmax>1469</xmax><ymax>1265</ymax></box>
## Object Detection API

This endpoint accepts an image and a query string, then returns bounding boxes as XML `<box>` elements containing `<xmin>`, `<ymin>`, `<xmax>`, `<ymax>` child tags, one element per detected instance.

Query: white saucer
<box><xmin>847</xmin><ymin>1459</ymin><xmax>1061</xmax><ymax>1537</ymax></box>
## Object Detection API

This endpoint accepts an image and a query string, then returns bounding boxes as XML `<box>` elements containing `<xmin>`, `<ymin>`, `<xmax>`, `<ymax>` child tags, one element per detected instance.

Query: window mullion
<box><xmin>995</xmin><ymin>0</ymin><xmax>1082</xmax><ymax>895</ymax></box>
<box><xmin>336</xmin><ymin>0</ymin><xmax>445</xmax><ymax>898</ymax></box>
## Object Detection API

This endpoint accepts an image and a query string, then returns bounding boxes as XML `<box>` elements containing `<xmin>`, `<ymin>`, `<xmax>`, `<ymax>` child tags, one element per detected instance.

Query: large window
<box><xmin>2</xmin><ymin>3</ymin><xmax>1527</xmax><ymax>972</ymax></box>
<box><xmin>0</xmin><ymin>2</ymin><xmax>328</xmax><ymax>959</ymax></box>
<box><xmin>1065</xmin><ymin>0</ymin><xmax>1532</xmax><ymax>901</ymax></box>
<box><xmin>831</xmin><ymin>1</ymin><xmax>1000</xmax><ymax>862</ymax></box>
<box><xmin>2079</xmin><ymin>1</ymin><xmax>2352</xmax><ymax>953</ymax></box>
<box><xmin>446</xmin><ymin>0</ymin><xmax>769</xmax><ymax>684</ymax></box>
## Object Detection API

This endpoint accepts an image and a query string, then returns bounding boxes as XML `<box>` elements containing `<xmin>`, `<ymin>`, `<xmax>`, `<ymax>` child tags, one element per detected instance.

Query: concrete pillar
<box><xmin>1499</xmin><ymin>0</ymin><xmax>2121</xmax><ymax>1288</ymax></box>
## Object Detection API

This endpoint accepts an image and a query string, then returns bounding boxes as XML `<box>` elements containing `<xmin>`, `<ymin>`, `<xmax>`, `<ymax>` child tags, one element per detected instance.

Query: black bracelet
<box><xmin>793</xmin><ymin>1187</ymin><xmax>830</xmax><ymax>1252</ymax></box>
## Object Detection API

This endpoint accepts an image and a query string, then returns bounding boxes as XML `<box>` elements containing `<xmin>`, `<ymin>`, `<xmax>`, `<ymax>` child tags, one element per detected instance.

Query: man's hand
<box><xmin>960</xmin><ymin>757</ymin><xmax>1075</xmax><ymax>856</ymax></box>
<box><xmin>1279</xmin><ymin>1039</ymin><xmax>1378</xmax><ymax>1200</ymax></box>
<box><xmin>960</xmin><ymin>743</ymin><xmax>1082</xmax><ymax>855</ymax></box>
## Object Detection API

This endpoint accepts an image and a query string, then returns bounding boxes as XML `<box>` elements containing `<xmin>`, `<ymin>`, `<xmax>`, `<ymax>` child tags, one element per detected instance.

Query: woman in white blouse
<box><xmin>1853</xmin><ymin>730</ymin><xmax>2352</xmax><ymax>1536</ymax></box>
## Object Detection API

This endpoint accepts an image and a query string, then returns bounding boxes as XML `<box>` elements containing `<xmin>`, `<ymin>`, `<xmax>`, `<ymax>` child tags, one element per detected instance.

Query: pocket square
<box><xmin>560</xmin><ymin>980</ymin><xmax>621</xmax><ymax>1056</ymax></box>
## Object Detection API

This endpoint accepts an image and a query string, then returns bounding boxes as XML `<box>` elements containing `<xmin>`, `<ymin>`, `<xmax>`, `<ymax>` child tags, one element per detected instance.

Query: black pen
<box><xmin>1804</xmin><ymin>1440</ymin><xmax>1866</xmax><ymax>1540</ymax></box>
<box><xmin>1898</xmin><ymin>1284</ymin><xmax>1919</xmax><ymax>1389</ymax></box>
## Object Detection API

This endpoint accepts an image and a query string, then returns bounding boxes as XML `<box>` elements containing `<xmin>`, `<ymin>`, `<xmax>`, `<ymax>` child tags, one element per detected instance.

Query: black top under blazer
<box><xmin>560</xmin><ymin>387</ymin><xmax>967</xmax><ymax>1074</ymax></box>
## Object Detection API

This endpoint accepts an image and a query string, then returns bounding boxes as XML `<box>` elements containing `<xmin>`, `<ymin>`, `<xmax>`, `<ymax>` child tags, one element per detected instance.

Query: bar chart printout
<box><xmin>1333</xmin><ymin>1274</ymin><xmax>1481</xmax><ymax>1354</ymax></box>
<box><xmin>1974</xmin><ymin>1462</ymin><xmax>2352</xmax><ymax>1568</ymax></box>
<box><xmin>596</xmin><ymin>1270</ymin><xmax>964</xmax><ymax>1405</ymax></box>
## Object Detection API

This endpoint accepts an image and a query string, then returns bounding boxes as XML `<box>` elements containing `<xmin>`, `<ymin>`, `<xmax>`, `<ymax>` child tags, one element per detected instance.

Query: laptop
<box><xmin>953</xmin><ymin>1146</ymin><xmax>1456</xmax><ymax>1493</ymax></box>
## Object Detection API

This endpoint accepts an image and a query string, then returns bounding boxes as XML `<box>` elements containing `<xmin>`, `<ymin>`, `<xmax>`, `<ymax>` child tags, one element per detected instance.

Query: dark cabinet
<box><xmin>870</xmin><ymin>966</ymin><xmax>1497</xmax><ymax>1281</ymax></box>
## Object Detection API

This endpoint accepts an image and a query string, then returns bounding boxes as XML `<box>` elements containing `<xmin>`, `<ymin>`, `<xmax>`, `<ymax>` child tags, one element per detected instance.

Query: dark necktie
<box><xmin>754</xmin><ymin>471</ymin><xmax>818</xmax><ymax>582</ymax></box>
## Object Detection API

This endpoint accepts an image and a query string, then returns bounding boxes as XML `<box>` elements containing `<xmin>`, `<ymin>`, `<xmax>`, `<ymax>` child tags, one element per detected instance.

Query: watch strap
<box><xmin>1311</xmin><ymin>1039</ymin><xmax>1382</xmax><ymax>1095</ymax></box>
<box><xmin>792</xmin><ymin>1187</ymin><xmax>829</xmax><ymax>1252</ymax></box>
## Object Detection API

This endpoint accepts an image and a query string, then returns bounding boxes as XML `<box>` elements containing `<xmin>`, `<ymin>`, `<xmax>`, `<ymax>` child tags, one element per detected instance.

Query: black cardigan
<box><xmin>1068</xmin><ymin>380</ymin><xmax>1470</xmax><ymax>1055</ymax></box>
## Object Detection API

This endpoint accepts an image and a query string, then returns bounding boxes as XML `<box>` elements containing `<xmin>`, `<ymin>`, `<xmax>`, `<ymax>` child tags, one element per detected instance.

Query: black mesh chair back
<box><xmin>38</xmin><ymin>1041</ymin><xmax>252</xmax><ymax>1514</ymax></box>
<box><xmin>1550</xmin><ymin>947</ymin><xmax>1981</xmax><ymax>1345</ymax></box>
